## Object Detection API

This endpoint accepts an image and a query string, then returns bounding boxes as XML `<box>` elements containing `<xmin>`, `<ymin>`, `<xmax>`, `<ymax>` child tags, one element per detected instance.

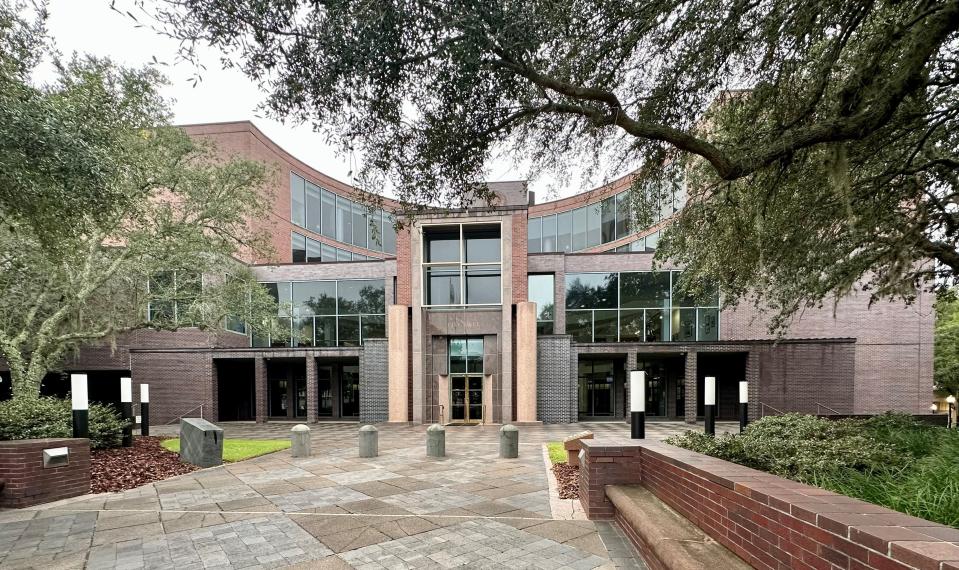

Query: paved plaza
<box><xmin>0</xmin><ymin>421</ymin><xmax>735</xmax><ymax>569</ymax></box>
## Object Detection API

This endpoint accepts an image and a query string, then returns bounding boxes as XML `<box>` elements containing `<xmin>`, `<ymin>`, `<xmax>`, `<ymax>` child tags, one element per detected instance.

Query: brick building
<box><xmin>0</xmin><ymin>121</ymin><xmax>934</xmax><ymax>425</ymax></box>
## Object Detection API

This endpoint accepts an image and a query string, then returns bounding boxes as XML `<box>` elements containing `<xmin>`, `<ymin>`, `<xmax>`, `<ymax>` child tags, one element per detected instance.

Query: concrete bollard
<box><xmin>499</xmin><ymin>424</ymin><xmax>519</xmax><ymax>458</ymax></box>
<box><xmin>426</xmin><ymin>424</ymin><xmax>445</xmax><ymax>458</ymax></box>
<box><xmin>291</xmin><ymin>424</ymin><xmax>311</xmax><ymax>458</ymax></box>
<box><xmin>359</xmin><ymin>425</ymin><xmax>378</xmax><ymax>458</ymax></box>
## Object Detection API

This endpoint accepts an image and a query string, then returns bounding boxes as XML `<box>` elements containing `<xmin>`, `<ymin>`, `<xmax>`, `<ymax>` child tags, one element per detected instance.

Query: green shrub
<box><xmin>0</xmin><ymin>396</ymin><xmax>128</xmax><ymax>449</ymax></box>
<box><xmin>667</xmin><ymin>413</ymin><xmax>959</xmax><ymax>527</ymax></box>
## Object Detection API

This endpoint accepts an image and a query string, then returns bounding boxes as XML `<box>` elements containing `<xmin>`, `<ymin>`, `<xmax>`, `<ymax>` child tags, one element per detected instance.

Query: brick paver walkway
<box><xmin>0</xmin><ymin>421</ymin><xmax>735</xmax><ymax>569</ymax></box>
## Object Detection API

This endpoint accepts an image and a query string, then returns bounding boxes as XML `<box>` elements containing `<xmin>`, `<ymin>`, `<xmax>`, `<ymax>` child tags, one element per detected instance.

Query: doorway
<box><xmin>216</xmin><ymin>359</ymin><xmax>255</xmax><ymax>421</ymax></box>
<box><xmin>578</xmin><ymin>359</ymin><xmax>622</xmax><ymax>420</ymax></box>
<box><xmin>267</xmin><ymin>360</ymin><xmax>307</xmax><ymax>419</ymax></box>
<box><xmin>450</xmin><ymin>376</ymin><xmax>483</xmax><ymax>424</ymax></box>
<box><xmin>315</xmin><ymin>358</ymin><xmax>361</xmax><ymax>421</ymax></box>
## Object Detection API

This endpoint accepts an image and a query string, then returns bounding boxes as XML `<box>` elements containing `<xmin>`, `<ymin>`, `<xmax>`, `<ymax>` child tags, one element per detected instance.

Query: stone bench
<box><xmin>606</xmin><ymin>485</ymin><xmax>750</xmax><ymax>570</ymax></box>
<box><xmin>562</xmin><ymin>431</ymin><xmax>593</xmax><ymax>466</ymax></box>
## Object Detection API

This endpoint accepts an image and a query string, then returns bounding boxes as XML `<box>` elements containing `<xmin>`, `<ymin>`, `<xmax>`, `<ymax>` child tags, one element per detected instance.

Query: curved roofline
<box><xmin>179</xmin><ymin>120</ymin><xmax>403</xmax><ymax>210</ymax></box>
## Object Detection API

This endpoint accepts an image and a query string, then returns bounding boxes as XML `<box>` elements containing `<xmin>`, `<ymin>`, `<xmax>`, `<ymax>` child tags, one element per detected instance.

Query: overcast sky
<box><xmin>41</xmin><ymin>0</ymin><xmax>612</xmax><ymax>201</ymax></box>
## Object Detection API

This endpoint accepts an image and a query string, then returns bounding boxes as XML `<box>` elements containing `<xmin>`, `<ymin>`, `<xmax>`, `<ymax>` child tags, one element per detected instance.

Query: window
<box><xmin>306</xmin><ymin>238</ymin><xmax>322</xmax><ymax>263</ymax></box>
<box><xmin>148</xmin><ymin>270</ymin><xmax>202</xmax><ymax>326</ymax></box>
<box><xmin>600</xmin><ymin>197</ymin><xmax>615</xmax><ymax>243</ymax></box>
<box><xmin>423</xmin><ymin>223</ymin><xmax>501</xmax><ymax>306</ymax></box>
<box><xmin>252</xmin><ymin>279</ymin><xmax>386</xmax><ymax>347</ymax></box>
<box><xmin>586</xmin><ymin>203</ymin><xmax>602</xmax><ymax>246</ymax></box>
<box><xmin>556</xmin><ymin>211</ymin><xmax>572</xmax><ymax>253</ymax></box>
<box><xmin>336</xmin><ymin>195</ymin><xmax>352</xmax><ymax>243</ymax></box>
<box><xmin>573</xmin><ymin>207</ymin><xmax>587</xmax><ymax>250</ymax></box>
<box><xmin>542</xmin><ymin>215</ymin><xmax>556</xmax><ymax>252</ymax></box>
<box><xmin>527</xmin><ymin>217</ymin><xmax>542</xmax><ymax>254</ymax></box>
<box><xmin>320</xmin><ymin>188</ymin><xmax>335</xmax><ymax>238</ymax></box>
<box><xmin>305</xmin><ymin>182</ymin><xmax>322</xmax><ymax>234</ymax></box>
<box><xmin>449</xmin><ymin>338</ymin><xmax>484</xmax><ymax>374</ymax></box>
<box><xmin>615</xmin><ymin>193</ymin><xmax>630</xmax><ymax>240</ymax></box>
<box><xmin>563</xmin><ymin>271</ymin><xmax>718</xmax><ymax>343</ymax></box>
<box><xmin>291</xmin><ymin>173</ymin><xmax>305</xmax><ymax>227</ymax></box>
<box><xmin>383</xmin><ymin>214</ymin><xmax>397</xmax><ymax>254</ymax></box>
<box><xmin>527</xmin><ymin>274</ymin><xmax>555</xmax><ymax>334</ymax></box>
<box><xmin>352</xmin><ymin>203</ymin><xmax>368</xmax><ymax>248</ymax></box>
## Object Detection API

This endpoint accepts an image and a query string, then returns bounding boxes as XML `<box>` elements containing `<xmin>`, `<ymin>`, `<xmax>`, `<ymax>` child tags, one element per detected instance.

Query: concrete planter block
<box><xmin>359</xmin><ymin>425</ymin><xmax>378</xmax><ymax>458</ymax></box>
<box><xmin>500</xmin><ymin>424</ymin><xmax>519</xmax><ymax>458</ymax></box>
<box><xmin>427</xmin><ymin>424</ymin><xmax>445</xmax><ymax>458</ymax></box>
<box><xmin>563</xmin><ymin>431</ymin><xmax>593</xmax><ymax>467</ymax></box>
<box><xmin>291</xmin><ymin>424</ymin><xmax>311</xmax><ymax>458</ymax></box>
<box><xmin>179</xmin><ymin>418</ymin><xmax>223</xmax><ymax>468</ymax></box>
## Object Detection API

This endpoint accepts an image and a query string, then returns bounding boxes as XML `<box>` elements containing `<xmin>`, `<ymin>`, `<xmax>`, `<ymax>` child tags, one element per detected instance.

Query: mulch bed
<box><xmin>552</xmin><ymin>463</ymin><xmax>580</xmax><ymax>500</ymax></box>
<box><xmin>90</xmin><ymin>436</ymin><xmax>198</xmax><ymax>493</ymax></box>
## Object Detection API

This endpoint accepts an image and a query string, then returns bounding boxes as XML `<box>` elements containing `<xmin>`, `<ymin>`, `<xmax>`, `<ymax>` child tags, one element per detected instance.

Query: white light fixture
<box><xmin>630</xmin><ymin>371</ymin><xmax>645</xmax><ymax>413</ymax></box>
<box><xmin>739</xmin><ymin>381</ymin><xmax>748</xmax><ymax>404</ymax></box>
<box><xmin>70</xmin><ymin>374</ymin><xmax>88</xmax><ymax>411</ymax></box>
<box><xmin>930</xmin><ymin>403</ymin><xmax>939</xmax><ymax>412</ymax></box>
<box><xmin>120</xmin><ymin>377</ymin><xmax>132</xmax><ymax>403</ymax></box>
<box><xmin>140</xmin><ymin>383</ymin><xmax>150</xmax><ymax>403</ymax></box>
<box><xmin>704</xmin><ymin>377</ymin><xmax>716</xmax><ymax>406</ymax></box>
<box><xmin>948</xmin><ymin>395</ymin><xmax>956</xmax><ymax>405</ymax></box>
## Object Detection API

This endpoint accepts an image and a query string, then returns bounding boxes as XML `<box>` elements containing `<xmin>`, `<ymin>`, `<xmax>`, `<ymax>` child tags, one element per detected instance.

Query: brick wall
<box><xmin>360</xmin><ymin>338</ymin><xmax>389</xmax><ymax>423</ymax></box>
<box><xmin>581</xmin><ymin>439</ymin><xmax>959</xmax><ymax>570</ymax></box>
<box><xmin>0</xmin><ymin>438</ymin><xmax>90</xmax><ymax>508</ymax></box>
<box><xmin>537</xmin><ymin>335</ymin><xmax>573</xmax><ymax>423</ymax></box>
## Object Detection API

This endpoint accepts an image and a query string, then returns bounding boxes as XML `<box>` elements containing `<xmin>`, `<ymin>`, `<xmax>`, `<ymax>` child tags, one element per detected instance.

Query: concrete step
<box><xmin>606</xmin><ymin>485</ymin><xmax>751</xmax><ymax>570</ymax></box>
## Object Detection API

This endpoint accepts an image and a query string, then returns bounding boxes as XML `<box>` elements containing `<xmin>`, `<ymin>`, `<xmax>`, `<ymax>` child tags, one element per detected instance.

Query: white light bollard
<box><xmin>70</xmin><ymin>374</ymin><xmax>89</xmax><ymax>439</ymax></box>
<box><xmin>140</xmin><ymin>384</ymin><xmax>150</xmax><ymax>437</ymax></box>
<box><xmin>630</xmin><ymin>370</ymin><xmax>645</xmax><ymax>439</ymax></box>
<box><xmin>120</xmin><ymin>377</ymin><xmax>134</xmax><ymax>447</ymax></box>
<box><xmin>704</xmin><ymin>376</ymin><xmax>716</xmax><ymax>436</ymax></box>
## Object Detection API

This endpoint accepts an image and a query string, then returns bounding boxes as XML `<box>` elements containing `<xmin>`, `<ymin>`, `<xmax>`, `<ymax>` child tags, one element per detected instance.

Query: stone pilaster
<box><xmin>387</xmin><ymin>305</ymin><xmax>410</xmax><ymax>423</ymax></box>
<box><xmin>516</xmin><ymin>301</ymin><xmax>538</xmax><ymax>422</ymax></box>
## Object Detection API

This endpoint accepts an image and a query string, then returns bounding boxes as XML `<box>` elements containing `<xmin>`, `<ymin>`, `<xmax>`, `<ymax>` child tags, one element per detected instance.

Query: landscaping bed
<box><xmin>91</xmin><ymin>436</ymin><xmax>197</xmax><ymax>493</ymax></box>
<box><xmin>546</xmin><ymin>441</ymin><xmax>580</xmax><ymax>500</ymax></box>
<box><xmin>161</xmin><ymin>437</ymin><xmax>290</xmax><ymax>462</ymax></box>
<box><xmin>666</xmin><ymin>413</ymin><xmax>959</xmax><ymax>527</ymax></box>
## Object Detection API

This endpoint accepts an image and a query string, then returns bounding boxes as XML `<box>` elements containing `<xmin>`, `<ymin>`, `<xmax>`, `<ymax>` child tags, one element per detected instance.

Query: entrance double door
<box><xmin>450</xmin><ymin>376</ymin><xmax>483</xmax><ymax>424</ymax></box>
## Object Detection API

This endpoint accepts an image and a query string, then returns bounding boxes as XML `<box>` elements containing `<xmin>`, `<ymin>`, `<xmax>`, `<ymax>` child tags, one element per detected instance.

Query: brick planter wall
<box><xmin>0</xmin><ymin>438</ymin><xmax>90</xmax><ymax>508</ymax></box>
<box><xmin>580</xmin><ymin>438</ymin><xmax>959</xmax><ymax>570</ymax></box>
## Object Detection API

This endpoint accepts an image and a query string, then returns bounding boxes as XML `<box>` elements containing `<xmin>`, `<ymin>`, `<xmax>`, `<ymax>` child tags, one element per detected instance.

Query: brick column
<box><xmin>579</xmin><ymin>439</ymin><xmax>643</xmax><ymax>519</ymax></box>
<box><xmin>254</xmin><ymin>356</ymin><xmax>267</xmax><ymax>423</ymax></box>
<box><xmin>746</xmin><ymin>349</ymin><xmax>760</xmax><ymax>421</ymax></box>
<box><xmin>306</xmin><ymin>355</ymin><xmax>318</xmax><ymax>423</ymax></box>
<box><xmin>684</xmin><ymin>350</ymin><xmax>697</xmax><ymax>424</ymax></box>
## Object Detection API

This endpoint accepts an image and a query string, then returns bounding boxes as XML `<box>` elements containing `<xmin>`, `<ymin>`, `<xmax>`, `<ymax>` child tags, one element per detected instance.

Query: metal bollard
<box><xmin>499</xmin><ymin>424</ymin><xmax>519</xmax><ymax>458</ymax></box>
<box><xmin>426</xmin><ymin>424</ymin><xmax>445</xmax><ymax>458</ymax></box>
<box><xmin>359</xmin><ymin>425</ymin><xmax>379</xmax><ymax>458</ymax></box>
<box><xmin>291</xmin><ymin>424</ymin><xmax>311</xmax><ymax>458</ymax></box>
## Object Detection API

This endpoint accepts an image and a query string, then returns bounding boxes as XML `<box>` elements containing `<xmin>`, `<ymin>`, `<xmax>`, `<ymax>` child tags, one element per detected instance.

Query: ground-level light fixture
<box><xmin>930</xmin><ymin>403</ymin><xmax>938</xmax><ymax>413</ymax></box>
<box><xmin>120</xmin><ymin>377</ymin><xmax>133</xmax><ymax>447</ymax></box>
<box><xmin>630</xmin><ymin>370</ymin><xmax>645</xmax><ymax>440</ymax></box>
<box><xmin>70</xmin><ymin>374</ymin><xmax>89</xmax><ymax>439</ymax></box>
<box><xmin>949</xmin><ymin>395</ymin><xmax>957</xmax><ymax>429</ymax></box>
<box><xmin>140</xmin><ymin>384</ymin><xmax>150</xmax><ymax>437</ymax></box>
<box><xmin>704</xmin><ymin>376</ymin><xmax>716</xmax><ymax>436</ymax></box>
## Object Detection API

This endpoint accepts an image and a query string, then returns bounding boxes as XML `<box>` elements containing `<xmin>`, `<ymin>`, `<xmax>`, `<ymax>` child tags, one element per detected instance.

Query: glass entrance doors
<box><xmin>267</xmin><ymin>361</ymin><xmax>307</xmax><ymax>419</ymax></box>
<box><xmin>578</xmin><ymin>360</ymin><xmax>615</xmax><ymax>418</ymax></box>
<box><xmin>451</xmin><ymin>376</ymin><xmax>483</xmax><ymax>423</ymax></box>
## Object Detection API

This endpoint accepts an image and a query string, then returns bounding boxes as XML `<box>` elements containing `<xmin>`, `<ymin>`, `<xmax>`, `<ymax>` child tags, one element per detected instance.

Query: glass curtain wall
<box><xmin>528</xmin><ymin>179</ymin><xmax>685</xmax><ymax>253</ymax></box>
<box><xmin>289</xmin><ymin>172</ymin><xmax>397</xmax><ymax>256</ymax></box>
<box><xmin>252</xmin><ymin>279</ymin><xmax>386</xmax><ymax>347</ymax></box>
<box><xmin>565</xmin><ymin>271</ymin><xmax>719</xmax><ymax>342</ymax></box>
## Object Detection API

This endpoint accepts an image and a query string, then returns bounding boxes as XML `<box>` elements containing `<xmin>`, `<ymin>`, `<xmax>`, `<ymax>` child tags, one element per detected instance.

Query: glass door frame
<box><xmin>450</xmin><ymin>374</ymin><xmax>484</xmax><ymax>424</ymax></box>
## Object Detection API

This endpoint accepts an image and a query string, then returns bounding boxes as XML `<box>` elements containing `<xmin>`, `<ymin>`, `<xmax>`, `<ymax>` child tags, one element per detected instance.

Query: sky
<box><xmin>39</xmin><ymin>0</ymin><xmax>609</xmax><ymax>201</ymax></box>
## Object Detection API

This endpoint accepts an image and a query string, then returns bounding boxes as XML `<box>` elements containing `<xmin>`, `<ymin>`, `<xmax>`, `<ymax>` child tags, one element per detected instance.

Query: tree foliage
<box><xmin>142</xmin><ymin>0</ymin><xmax>959</xmax><ymax>328</ymax></box>
<box><xmin>0</xmin><ymin>2</ymin><xmax>285</xmax><ymax>398</ymax></box>
<box><xmin>935</xmin><ymin>289</ymin><xmax>959</xmax><ymax>396</ymax></box>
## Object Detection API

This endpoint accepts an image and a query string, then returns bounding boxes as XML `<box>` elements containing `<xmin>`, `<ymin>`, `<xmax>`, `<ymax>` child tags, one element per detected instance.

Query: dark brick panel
<box><xmin>0</xmin><ymin>438</ymin><xmax>90</xmax><ymax>508</ymax></box>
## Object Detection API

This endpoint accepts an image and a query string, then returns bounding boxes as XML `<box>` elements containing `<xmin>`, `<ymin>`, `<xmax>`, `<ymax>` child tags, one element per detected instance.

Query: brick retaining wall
<box><xmin>0</xmin><ymin>438</ymin><xmax>90</xmax><ymax>508</ymax></box>
<box><xmin>580</xmin><ymin>438</ymin><xmax>959</xmax><ymax>570</ymax></box>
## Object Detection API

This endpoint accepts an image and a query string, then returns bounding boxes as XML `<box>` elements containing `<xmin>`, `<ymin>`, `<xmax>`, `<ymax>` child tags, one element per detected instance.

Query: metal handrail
<box><xmin>816</xmin><ymin>402</ymin><xmax>841</xmax><ymax>415</ymax></box>
<box><xmin>760</xmin><ymin>402</ymin><xmax>785</xmax><ymax>417</ymax></box>
<box><xmin>164</xmin><ymin>404</ymin><xmax>204</xmax><ymax>425</ymax></box>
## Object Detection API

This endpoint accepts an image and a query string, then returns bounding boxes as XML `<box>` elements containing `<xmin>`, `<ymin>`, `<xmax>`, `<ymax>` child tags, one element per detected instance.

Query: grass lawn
<box><xmin>161</xmin><ymin>438</ymin><xmax>291</xmax><ymax>462</ymax></box>
<box><xmin>546</xmin><ymin>441</ymin><xmax>566</xmax><ymax>464</ymax></box>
